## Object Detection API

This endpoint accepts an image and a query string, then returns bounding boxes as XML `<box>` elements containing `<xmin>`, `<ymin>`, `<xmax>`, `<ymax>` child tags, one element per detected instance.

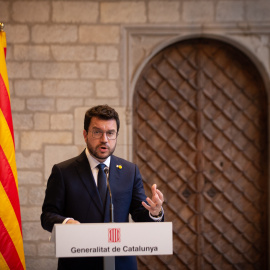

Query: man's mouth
<box><xmin>99</xmin><ymin>145</ymin><xmax>108</xmax><ymax>152</ymax></box>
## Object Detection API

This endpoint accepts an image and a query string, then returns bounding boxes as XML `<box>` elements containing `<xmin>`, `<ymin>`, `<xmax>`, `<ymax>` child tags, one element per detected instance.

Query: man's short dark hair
<box><xmin>84</xmin><ymin>105</ymin><xmax>120</xmax><ymax>132</ymax></box>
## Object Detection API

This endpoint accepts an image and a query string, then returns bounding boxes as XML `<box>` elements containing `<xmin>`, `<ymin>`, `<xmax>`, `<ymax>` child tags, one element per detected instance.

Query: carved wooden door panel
<box><xmin>133</xmin><ymin>38</ymin><xmax>268</xmax><ymax>270</ymax></box>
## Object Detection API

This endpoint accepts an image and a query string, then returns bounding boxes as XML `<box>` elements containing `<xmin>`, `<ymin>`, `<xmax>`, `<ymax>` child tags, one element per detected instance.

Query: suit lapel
<box><xmin>75</xmin><ymin>151</ymin><xmax>104</xmax><ymax>215</ymax></box>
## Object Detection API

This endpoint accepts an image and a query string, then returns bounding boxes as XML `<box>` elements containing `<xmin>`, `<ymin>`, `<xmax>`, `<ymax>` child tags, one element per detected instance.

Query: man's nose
<box><xmin>100</xmin><ymin>132</ymin><xmax>108</xmax><ymax>142</ymax></box>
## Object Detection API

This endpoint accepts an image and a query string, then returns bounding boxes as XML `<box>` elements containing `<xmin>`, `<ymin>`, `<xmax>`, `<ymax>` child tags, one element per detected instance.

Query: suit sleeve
<box><xmin>41</xmin><ymin>165</ymin><xmax>67</xmax><ymax>232</ymax></box>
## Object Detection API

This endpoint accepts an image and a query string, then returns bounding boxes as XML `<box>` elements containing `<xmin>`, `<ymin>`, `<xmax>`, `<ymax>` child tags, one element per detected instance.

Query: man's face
<box><xmin>83</xmin><ymin>116</ymin><xmax>118</xmax><ymax>162</ymax></box>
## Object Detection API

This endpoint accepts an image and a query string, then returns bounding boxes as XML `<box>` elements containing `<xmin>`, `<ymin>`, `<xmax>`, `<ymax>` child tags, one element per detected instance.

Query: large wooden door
<box><xmin>133</xmin><ymin>38</ymin><xmax>268</xmax><ymax>269</ymax></box>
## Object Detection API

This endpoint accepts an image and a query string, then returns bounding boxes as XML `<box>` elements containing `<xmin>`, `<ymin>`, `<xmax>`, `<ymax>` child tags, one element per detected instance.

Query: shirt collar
<box><xmin>85</xmin><ymin>148</ymin><xmax>111</xmax><ymax>169</ymax></box>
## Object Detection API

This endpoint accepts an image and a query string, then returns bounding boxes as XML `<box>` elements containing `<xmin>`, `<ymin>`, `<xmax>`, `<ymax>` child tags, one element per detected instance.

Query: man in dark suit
<box><xmin>41</xmin><ymin>105</ymin><xmax>164</xmax><ymax>270</ymax></box>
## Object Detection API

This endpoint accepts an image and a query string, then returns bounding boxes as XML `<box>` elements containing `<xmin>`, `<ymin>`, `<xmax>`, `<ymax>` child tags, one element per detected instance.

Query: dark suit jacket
<box><xmin>41</xmin><ymin>150</ymin><xmax>163</xmax><ymax>270</ymax></box>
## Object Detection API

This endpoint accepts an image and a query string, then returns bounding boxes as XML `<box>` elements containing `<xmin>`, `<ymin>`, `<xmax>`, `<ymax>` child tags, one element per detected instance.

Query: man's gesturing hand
<box><xmin>142</xmin><ymin>184</ymin><xmax>164</xmax><ymax>216</ymax></box>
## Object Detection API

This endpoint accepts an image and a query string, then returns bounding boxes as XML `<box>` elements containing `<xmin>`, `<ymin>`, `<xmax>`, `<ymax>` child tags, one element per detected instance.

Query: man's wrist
<box><xmin>151</xmin><ymin>210</ymin><xmax>163</xmax><ymax>218</ymax></box>
<box><xmin>149</xmin><ymin>207</ymin><xmax>164</xmax><ymax>221</ymax></box>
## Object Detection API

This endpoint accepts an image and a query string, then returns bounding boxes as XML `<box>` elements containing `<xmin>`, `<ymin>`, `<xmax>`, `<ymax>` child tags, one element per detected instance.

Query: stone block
<box><xmin>148</xmin><ymin>1</ymin><xmax>180</xmax><ymax>23</ymax></box>
<box><xmin>29</xmin><ymin>186</ymin><xmax>46</xmax><ymax>205</ymax></box>
<box><xmin>74</xmin><ymin>107</ymin><xmax>89</xmax><ymax>145</ymax></box>
<box><xmin>11</xmin><ymin>97</ymin><xmax>25</xmax><ymax>111</ymax></box>
<box><xmin>113</xmin><ymin>144</ymin><xmax>127</xmax><ymax>160</ymax></box>
<box><xmin>21</xmin><ymin>131</ymin><xmax>72</xmax><ymax>150</ymax></box>
<box><xmin>32</xmin><ymin>25</ymin><xmax>77</xmax><ymax>44</ymax></box>
<box><xmin>18</xmin><ymin>186</ymin><xmax>28</xmax><ymax>205</ymax></box>
<box><xmin>80</xmin><ymin>63</ymin><xmax>107</xmax><ymax>79</ymax></box>
<box><xmin>7</xmin><ymin>62</ymin><xmax>30</xmax><ymax>79</ymax></box>
<box><xmin>51</xmin><ymin>113</ymin><xmax>74</xmax><ymax>130</ymax></box>
<box><xmin>12</xmin><ymin>1</ymin><xmax>49</xmax><ymax>22</ymax></box>
<box><xmin>44</xmin><ymin>145</ymin><xmax>79</xmax><ymax>179</ymax></box>
<box><xmin>22</xmin><ymin>222</ymin><xmax>51</xmax><ymax>241</ymax></box>
<box><xmin>18</xmin><ymin>171</ymin><xmax>43</xmax><ymax>185</ymax></box>
<box><xmin>38</xmin><ymin>242</ymin><xmax>55</xmax><ymax>257</ymax></box>
<box><xmin>27</xmin><ymin>98</ymin><xmax>55</xmax><ymax>112</ymax></box>
<box><xmin>114</xmin><ymin>106</ymin><xmax>128</xmax><ymax>146</ymax></box>
<box><xmin>25</xmin><ymin>258</ymin><xmax>57</xmax><ymax>270</ymax></box>
<box><xmin>44</xmin><ymin>80</ymin><xmax>94</xmax><ymax>97</ymax></box>
<box><xmin>14</xmin><ymin>131</ymin><xmax>19</xmax><ymax>150</ymax></box>
<box><xmin>14</xmin><ymin>45</ymin><xmax>50</xmax><ymax>61</ymax></box>
<box><xmin>216</xmin><ymin>2</ymin><xmax>244</xmax><ymax>22</ymax></box>
<box><xmin>56</xmin><ymin>98</ymin><xmax>83</xmax><ymax>112</ymax></box>
<box><xmin>8</xmin><ymin>80</ymin><xmax>13</xmax><ymax>95</ymax></box>
<box><xmin>79</xmin><ymin>25</ymin><xmax>119</xmax><ymax>44</ymax></box>
<box><xmin>100</xmin><ymin>2</ymin><xmax>146</xmax><ymax>23</ymax></box>
<box><xmin>32</xmin><ymin>63</ymin><xmax>77</xmax><ymax>79</ymax></box>
<box><xmin>23</xmin><ymin>243</ymin><xmax>37</xmax><ymax>257</ymax></box>
<box><xmin>0</xmin><ymin>1</ymin><xmax>10</xmax><ymax>22</ymax></box>
<box><xmin>183</xmin><ymin>1</ymin><xmax>214</xmax><ymax>22</ymax></box>
<box><xmin>15</xmin><ymin>80</ymin><xmax>42</xmax><ymax>96</ymax></box>
<box><xmin>246</xmin><ymin>1</ymin><xmax>270</xmax><ymax>21</ymax></box>
<box><xmin>108</xmin><ymin>63</ymin><xmax>119</xmax><ymax>79</ymax></box>
<box><xmin>13</xmin><ymin>113</ymin><xmax>33</xmax><ymax>130</ymax></box>
<box><xmin>97</xmin><ymin>46</ymin><xmax>119</xmax><ymax>61</ymax></box>
<box><xmin>5</xmin><ymin>24</ymin><xmax>29</xmax><ymax>43</ymax></box>
<box><xmin>96</xmin><ymin>81</ymin><xmax>118</xmax><ymax>97</ymax></box>
<box><xmin>21</xmin><ymin>206</ymin><xmax>42</xmax><ymax>221</ymax></box>
<box><xmin>16</xmin><ymin>152</ymin><xmax>43</xmax><ymax>169</ymax></box>
<box><xmin>84</xmin><ymin>98</ymin><xmax>120</xmax><ymax>107</ymax></box>
<box><xmin>51</xmin><ymin>45</ymin><xmax>95</xmax><ymax>61</ymax></box>
<box><xmin>34</xmin><ymin>113</ymin><xmax>50</xmax><ymax>130</ymax></box>
<box><xmin>52</xmin><ymin>1</ymin><xmax>98</xmax><ymax>23</ymax></box>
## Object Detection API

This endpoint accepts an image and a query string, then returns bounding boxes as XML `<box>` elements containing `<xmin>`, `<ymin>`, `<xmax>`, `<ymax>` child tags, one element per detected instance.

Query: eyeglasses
<box><xmin>91</xmin><ymin>129</ymin><xmax>118</xmax><ymax>140</ymax></box>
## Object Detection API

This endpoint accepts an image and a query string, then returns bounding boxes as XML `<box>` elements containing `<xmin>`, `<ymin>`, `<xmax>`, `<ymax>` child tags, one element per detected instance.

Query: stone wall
<box><xmin>0</xmin><ymin>1</ymin><xmax>270</xmax><ymax>269</ymax></box>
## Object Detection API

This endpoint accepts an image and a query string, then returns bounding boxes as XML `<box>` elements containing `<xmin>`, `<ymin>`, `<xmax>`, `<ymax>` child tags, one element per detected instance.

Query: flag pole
<box><xmin>0</xmin><ymin>23</ymin><xmax>4</xmax><ymax>31</ymax></box>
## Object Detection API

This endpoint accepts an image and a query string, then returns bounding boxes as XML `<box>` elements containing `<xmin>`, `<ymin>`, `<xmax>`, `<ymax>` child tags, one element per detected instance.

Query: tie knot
<box><xmin>98</xmin><ymin>163</ymin><xmax>106</xmax><ymax>171</ymax></box>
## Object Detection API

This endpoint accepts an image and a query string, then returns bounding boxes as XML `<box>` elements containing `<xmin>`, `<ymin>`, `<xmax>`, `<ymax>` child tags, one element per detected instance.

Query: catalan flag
<box><xmin>0</xmin><ymin>25</ymin><xmax>26</xmax><ymax>270</ymax></box>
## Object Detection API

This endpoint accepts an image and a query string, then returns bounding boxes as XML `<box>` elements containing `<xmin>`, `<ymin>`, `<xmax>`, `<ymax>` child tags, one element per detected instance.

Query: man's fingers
<box><xmin>146</xmin><ymin>196</ymin><xmax>162</xmax><ymax>210</ymax></box>
<box><xmin>151</xmin><ymin>184</ymin><xmax>157</xmax><ymax>195</ymax></box>
<box><xmin>156</xmin><ymin>189</ymin><xmax>164</xmax><ymax>202</ymax></box>
<box><xmin>142</xmin><ymin>201</ymin><xmax>151</xmax><ymax>211</ymax></box>
<box><xmin>150</xmin><ymin>191</ymin><xmax>163</xmax><ymax>205</ymax></box>
<box><xmin>146</xmin><ymin>197</ymin><xmax>156</xmax><ymax>207</ymax></box>
<box><xmin>142</xmin><ymin>197</ymin><xmax>159</xmax><ymax>209</ymax></box>
<box><xmin>152</xmin><ymin>185</ymin><xmax>164</xmax><ymax>202</ymax></box>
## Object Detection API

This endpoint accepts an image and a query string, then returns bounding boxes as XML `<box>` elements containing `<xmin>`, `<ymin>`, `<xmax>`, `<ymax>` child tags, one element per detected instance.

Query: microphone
<box><xmin>104</xmin><ymin>167</ymin><xmax>114</xmax><ymax>223</ymax></box>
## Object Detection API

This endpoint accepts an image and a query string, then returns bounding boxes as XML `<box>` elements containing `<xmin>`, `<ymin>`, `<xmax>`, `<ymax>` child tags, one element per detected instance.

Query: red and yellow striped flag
<box><xmin>0</xmin><ymin>27</ymin><xmax>26</xmax><ymax>270</ymax></box>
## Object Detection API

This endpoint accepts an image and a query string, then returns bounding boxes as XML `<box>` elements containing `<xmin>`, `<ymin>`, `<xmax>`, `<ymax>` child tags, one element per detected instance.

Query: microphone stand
<box><xmin>103</xmin><ymin>167</ymin><xmax>115</xmax><ymax>270</ymax></box>
<box><xmin>104</xmin><ymin>167</ymin><xmax>114</xmax><ymax>223</ymax></box>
